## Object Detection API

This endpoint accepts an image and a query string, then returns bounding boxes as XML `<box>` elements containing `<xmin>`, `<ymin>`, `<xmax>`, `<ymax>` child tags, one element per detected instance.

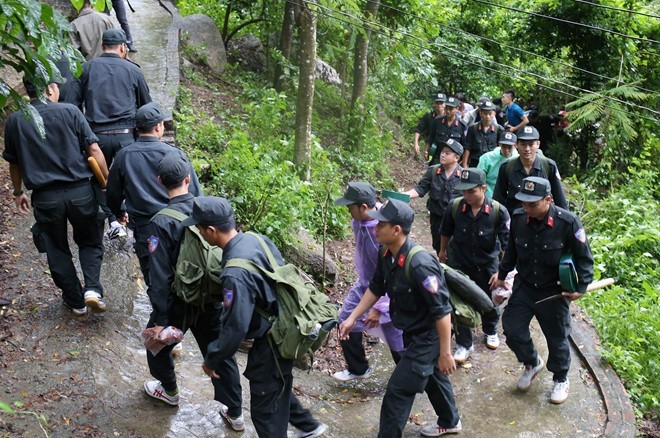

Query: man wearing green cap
<box><xmin>477</xmin><ymin>131</ymin><xmax>518</xmax><ymax>198</ymax></box>
<box><xmin>439</xmin><ymin>168</ymin><xmax>510</xmax><ymax>363</ymax></box>
<box><xmin>339</xmin><ymin>199</ymin><xmax>461</xmax><ymax>437</ymax></box>
<box><xmin>492</xmin><ymin>176</ymin><xmax>593</xmax><ymax>404</ymax></box>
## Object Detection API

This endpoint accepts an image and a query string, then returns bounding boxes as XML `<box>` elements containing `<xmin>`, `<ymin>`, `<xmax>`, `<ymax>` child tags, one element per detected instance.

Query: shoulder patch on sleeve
<box><xmin>422</xmin><ymin>275</ymin><xmax>440</xmax><ymax>294</ymax></box>
<box><xmin>574</xmin><ymin>228</ymin><xmax>586</xmax><ymax>243</ymax></box>
<box><xmin>147</xmin><ymin>235</ymin><xmax>159</xmax><ymax>254</ymax></box>
<box><xmin>223</xmin><ymin>289</ymin><xmax>234</xmax><ymax>308</ymax></box>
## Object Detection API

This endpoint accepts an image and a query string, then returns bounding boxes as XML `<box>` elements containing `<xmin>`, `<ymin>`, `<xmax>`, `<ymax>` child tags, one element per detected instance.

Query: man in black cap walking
<box><xmin>142</xmin><ymin>154</ymin><xmax>243</xmax><ymax>427</ymax></box>
<box><xmin>493</xmin><ymin>125</ymin><xmax>567</xmax><ymax>213</ymax></box>
<box><xmin>405</xmin><ymin>139</ymin><xmax>463</xmax><ymax>253</ymax></box>
<box><xmin>462</xmin><ymin>100</ymin><xmax>502</xmax><ymax>168</ymax></box>
<box><xmin>67</xmin><ymin>28</ymin><xmax>151</xmax><ymax>235</ymax></box>
<box><xmin>426</xmin><ymin>96</ymin><xmax>466</xmax><ymax>165</ymax></box>
<box><xmin>414</xmin><ymin>93</ymin><xmax>446</xmax><ymax>158</ymax></box>
<box><xmin>492</xmin><ymin>176</ymin><xmax>593</xmax><ymax>404</ymax></box>
<box><xmin>438</xmin><ymin>168</ymin><xmax>510</xmax><ymax>363</ymax></box>
<box><xmin>189</xmin><ymin>196</ymin><xmax>327</xmax><ymax>437</ymax></box>
<box><xmin>340</xmin><ymin>199</ymin><xmax>461</xmax><ymax>437</ymax></box>
<box><xmin>4</xmin><ymin>76</ymin><xmax>109</xmax><ymax>315</ymax></box>
<box><xmin>106</xmin><ymin>102</ymin><xmax>202</xmax><ymax>289</ymax></box>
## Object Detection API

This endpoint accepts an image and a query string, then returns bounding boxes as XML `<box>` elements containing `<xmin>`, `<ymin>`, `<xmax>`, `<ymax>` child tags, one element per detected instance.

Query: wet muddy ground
<box><xmin>0</xmin><ymin>0</ymin><xmax>613</xmax><ymax>436</ymax></box>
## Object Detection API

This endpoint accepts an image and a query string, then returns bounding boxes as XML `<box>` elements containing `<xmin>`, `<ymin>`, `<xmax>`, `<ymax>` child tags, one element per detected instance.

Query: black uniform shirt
<box><xmin>414</xmin><ymin>110</ymin><xmax>439</xmax><ymax>140</ymax></box>
<box><xmin>369</xmin><ymin>238</ymin><xmax>452</xmax><ymax>333</ymax></box>
<box><xmin>3</xmin><ymin>100</ymin><xmax>97</xmax><ymax>190</ymax></box>
<box><xmin>465</xmin><ymin>122</ymin><xmax>501</xmax><ymax>165</ymax></box>
<box><xmin>205</xmin><ymin>232</ymin><xmax>281</xmax><ymax>367</ymax></box>
<box><xmin>440</xmin><ymin>197</ymin><xmax>510</xmax><ymax>271</ymax></box>
<box><xmin>68</xmin><ymin>53</ymin><xmax>151</xmax><ymax>131</ymax></box>
<box><xmin>492</xmin><ymin>155</ymin><xmax>567</xmax><ymax>213</ymax></box>
<box><xmin>146</xmin><ymin>193</ymin><xmax>195</xmax><ymax>326</ymax></box>
<box><xmin>498</xmin><ymin>205</ymin><xmax>594</xmax><ymax>294</ymax></box>
<box><xmin>414</xmin><ymin>165</ymin><xmax>463</xmax><ymax>216</ymax></box>
<box><xmin>427</xmin><ymin>116</ymin><xmax>466</xmax><ymax>161</ymax></box>
<box><xmin>106</xmin><ymin>137</ymin><xmax>202</xmax><ymax>226</ymax></box>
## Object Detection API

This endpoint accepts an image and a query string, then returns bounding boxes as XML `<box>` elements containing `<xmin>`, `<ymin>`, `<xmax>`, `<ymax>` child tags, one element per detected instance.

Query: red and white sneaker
<box><xmin>144</xmin><ymin>380</ymin><xmax>179</xmax><ymax>406</ymax></box>
<box><xmin>421</xmin><ymin>419</ymin><xmax>462</xmax><ymax>436</ymax></box>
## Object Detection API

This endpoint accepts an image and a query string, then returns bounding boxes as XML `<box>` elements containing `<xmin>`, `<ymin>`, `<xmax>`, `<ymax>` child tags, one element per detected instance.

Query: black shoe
<box><xmin>127</xmin><ymin>44</ymin><xmax>138</xmax><ymax>53</ymax></box>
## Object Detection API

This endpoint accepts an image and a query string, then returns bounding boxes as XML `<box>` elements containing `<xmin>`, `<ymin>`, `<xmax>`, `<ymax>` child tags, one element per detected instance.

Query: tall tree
<box><xmin>350</xmin><ymin>0</ymin><xmax>380</xmax><ymax>109</ymax></box>
<box><xmin>293</xmin><ymin>1</ymin><xmax>317</xmax><ymax>181</ymax></box>
<box><xmin>274</xmin><ymin>0</ymin><xmax>298</xmax><ymax>91</ymax></box>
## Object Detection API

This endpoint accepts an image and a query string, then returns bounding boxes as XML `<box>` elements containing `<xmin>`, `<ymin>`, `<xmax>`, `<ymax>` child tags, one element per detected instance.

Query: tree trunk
<box><xmin>274</xmin><ymin>0</ymin><xmax>298</xmax><ymax>91</ymax></box>
<box><xmin>350</xmin><ymin>0</ymin><xmax>380</xmax><ymax>109</ymax></box>
<box><xmin>293</xmin><ymin>2</ymin><xmax>317</xmax><ymax>181</ymax></box>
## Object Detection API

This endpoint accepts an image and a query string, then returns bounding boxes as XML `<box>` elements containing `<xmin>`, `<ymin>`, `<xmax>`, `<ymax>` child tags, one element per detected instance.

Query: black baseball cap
<box><xmin>515</xmin><ymin>176</ymin><xmax>551</xmax><ymax>202</ymax></box>
<box><xmin>440</xmin><ymin>139</ymin><xmax>464</xmax><ymax>156</ymax></box>
<box><xmin>445</xmin><ymin>96</ymin><xmax>459</xmax><ymax>108</ymax></box>
<box><xmin>334</xmin><ymin>182</ymin><xmax>377</xmax><ymax>206</ymax></box>
<box><xmin>181</xmin><ymin>196</ymin><xmax>235</xmax><ymax>227</ymax></box>
<box><xmin>434</xmin><ymin>93</ymin><xmax>447</xmax><ymax>103</ymax></box>
<box><xmin>477</xmin><ymin>94</ymin><xmax>491</xmax><ymax>104</ymax></box>
<box><xmin>517</xmin><ymin>126</ymin><xmax>540</xmax><ymax>141</ymax></box>
<box><xmin>102</xmin><ymin>28</ymin><xmax>127</xmax><ymax>45</ymax></box>
<box><xmin>479</xmin><ymin>101</ymin><xmax>496</xmax><ymax>112</ymax></box>
<box><xmin>158</xmin><ymin>152</ymin><xmax>189</xmax><ymax>187</ymax></box>
<box><xmin>499</xmin><ymin>132</ymin><xmax>517</xmax><ymax>146</ymax></box>
<box><xmin>366</xmin><ymin>198</ymin><xmax>414</xmax><ymax>229</ymax></box>
<box><xmin>456</xmin><ymin>168</ymin><xmax>486</xmax><ymax>190</ymax></box>
<box><xmin>136</xmin><ymin>102</ymin><xmax>170</xmax><ymax>129</ymax></box>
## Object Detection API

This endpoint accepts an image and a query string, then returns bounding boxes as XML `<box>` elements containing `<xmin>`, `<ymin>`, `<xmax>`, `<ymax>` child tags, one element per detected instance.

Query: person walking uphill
<box><xmin>3</xmin><ymin>76</ymin><xmax>109</xmax><ymax>316</ymax></box>
<box><xmin>339</xmin><ymin>199</ymin><xmax>461</xmax><ymax>438</ymax></box>
<box><xmin>142</xmin><ymin>154</ymin><xmax>243</xmax><ymax>428</ymax></box>
<box><xmin>405</xmin><ymin>139</ymin><xmax>463</xmax><ymax>253</ymax></box>
<box><xmin>438</xmin><ymin>168</ymin><xmax>510</xmax><ymax>363</ymax></box>
<box><xmin>492</xmin><ymin>177</ymin><xmax>594</xmax><ymax>404</ymax></box>
<box><xmin>191</xmin><ymin>197</ymin><xmax>327</xmax><ymax>438</ymax></box>
<box><xmin>106</xmin><ymin>102</ymin><xmax>202</xmax><ymax>289</ymax></box>
<box><xmin>332</xmin><ymin>182</ymin><xmax>404</xmax><ymax>382</ymax></box>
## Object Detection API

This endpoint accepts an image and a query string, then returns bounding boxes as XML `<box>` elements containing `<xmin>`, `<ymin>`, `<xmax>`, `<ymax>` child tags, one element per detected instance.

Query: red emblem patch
<box><xmin>397</xmin><ymin>254</ymin><xmax>405</xmax><ymax>267</ymax></box>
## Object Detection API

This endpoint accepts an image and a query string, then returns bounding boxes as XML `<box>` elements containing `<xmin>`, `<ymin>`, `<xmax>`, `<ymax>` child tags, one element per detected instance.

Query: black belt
<box><xmin>33</xmin><ymin>179</ymin><xmax>90</xmax><ymax>193</ymax></box>
<box><xmin>96</xmin><ymin>128</ymin><xmax>134</xmax><ymax>134</ymax></box>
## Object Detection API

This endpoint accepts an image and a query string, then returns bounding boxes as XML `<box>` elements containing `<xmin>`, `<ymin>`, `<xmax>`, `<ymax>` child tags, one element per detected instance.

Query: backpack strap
<box><xmin>506</xmin><ymin>156</ymin><xmax>551</xmax><ymax>180</ymax></box>
<box><xmin>403</xmin><ymin>245</ymin><xmax>425</xmax><ymax>283</ymax></box>
<box><xmin>451</xmin><ymin>197</ymin><xmax>464</xmax><ymax>220</ymax></box>
<box><xmin>224</xmin><ymin>257</ymin><xmax>277</xmax><ymax>323</ymax></box>
<box><xmin>155</xmin><ymin>207</ymin><xmax>188</xmax><ymax>222</ymax></box>
<box><xmin>244</xmin><ymin>231</ymin><xmax>281</xmax><ymax>271</ymax></box>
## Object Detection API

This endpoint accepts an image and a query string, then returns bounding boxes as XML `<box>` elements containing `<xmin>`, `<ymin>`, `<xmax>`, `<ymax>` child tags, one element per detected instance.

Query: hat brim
<box><xmin>366</xmin><ymin>210</ymin><xmax>391</xmax><ymax>222</ymax></box>
<box><xmin>333</xmin><ymin>196</ymin><xmax>354</xmax><ymax>206</ymax></box>
<box><xmin>434</xmin><ymin>99</ymin><xmax>446</xmax><ymax>103</ymax></box>
<box><xmin>181</xmin><ymin>216</ymin><xmax>198</xmax><ymax>227</ymax></box>
<box><xmin>456</xmin><ymin>182</ymin><xmax>481</xmax><ymax>190</ymax></box>
<box><xmin>514</xmin><ymin>192</ymin><xmax>545</xmax><ymax>202</ymax></box>
<box><xmin>499</xmin><ymin>141</ymin><xmax>516</xmax><ymax>146</ymax></box>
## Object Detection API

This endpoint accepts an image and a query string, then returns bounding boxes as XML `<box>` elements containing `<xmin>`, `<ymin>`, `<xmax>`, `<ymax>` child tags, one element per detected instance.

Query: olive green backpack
<box><xmin>225</xmin><ymin>232</ymin><xmax>338</xmax><ymax>361</ymax></box>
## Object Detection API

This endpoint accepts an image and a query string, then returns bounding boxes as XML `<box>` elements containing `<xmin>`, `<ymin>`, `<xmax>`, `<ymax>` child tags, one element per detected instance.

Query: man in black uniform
<box><xmin>189</xmin><ymin>197</ymin><xmax>327</xmax><ymax>437</ymax></box>
<box><xmin>426</xmin><ymin>96</ymin><xmax>466</xmax><ymax>165</ymax></box>
<box><xmin>405</xmin><ymin>139</ymin><xmax>463</xmax><ymax>252</ymax></box>
<box><xmin>68</xmin><ymin>28</ymin><xmax>151</xmax><ymax>234</ymax></box>
<box><xmin>413</xmin><ymin>93</ymin><xmax>446</xmax><ymax>158</ymax></box>
<box><xmin>339</xmin><ymin>199</ymin><xmax>461</xmax><ymax>437</ymax></box>
<box><xmin>438</xmin><ymin>168</ymin><xmax>510</xmax><ymax>363</ymax></box>
<box><xmin>462</xmin><ymin>101</ymin><xmax>502</xmax><ymax>168</ymax></box>
<box><xmin>142</xmin><ymin>154</ymin><xmax>243</xmax><ymax>428</ymax></box>
<box><xmin>493</xmin><ymin>126</ymin><xmax>567</xmax><ymax>213</ymax></box>
<box><xmin>3</xmin><ymin>76</ymin><xmax>109</xmax><ymax>315</ymax></box>
<box><xmin>492</xmin><ymin>177</ymin><xmax>594</xmax><ymax>404</ymax></box>
<box><xmin>106</xmin><ymin>102</ymin><xmax>202</xmax><ymax>288</ymax></box>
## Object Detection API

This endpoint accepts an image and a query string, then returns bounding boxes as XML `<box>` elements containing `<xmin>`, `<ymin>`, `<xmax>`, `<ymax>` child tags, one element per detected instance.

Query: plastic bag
<box><xmin>492</xmin><ymin>270</ymin><xmax>516</xmax><ymax>306</ymax></box>
<box><xmin>141</xmin><ymin>326</ymin><xmax>184</xmax><ymax>356</ymax></box>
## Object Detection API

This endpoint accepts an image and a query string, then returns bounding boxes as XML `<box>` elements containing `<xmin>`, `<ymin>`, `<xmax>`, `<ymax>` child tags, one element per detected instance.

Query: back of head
<box><xmin>158</xmin><ymin>152</ymin><xmax>189</xmax><ymax>190</ymax></box>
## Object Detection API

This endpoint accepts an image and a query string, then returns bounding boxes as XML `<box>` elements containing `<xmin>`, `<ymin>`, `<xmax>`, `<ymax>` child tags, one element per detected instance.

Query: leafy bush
<box><xmin>571</xmin><ymin>165</ymin><xmax>660</xmax><ymax>417</ymax></box>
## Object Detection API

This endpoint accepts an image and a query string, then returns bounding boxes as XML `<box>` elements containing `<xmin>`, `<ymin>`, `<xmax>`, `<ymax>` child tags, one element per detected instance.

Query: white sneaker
<box><xmin>107</xmin><ymin>221</ymin><xmax>127</xmax><ymax>239</ymax></box>
<box><xmin>63</xmin><ymin>301</ymin><xmax>87</xmax><ymax>316</ymax></box>
<box><xmin>421</xmin><ymin>419</ymin><xmax>462</xmax><ymax>436</ymax></box>
<box><xmin>453</xmin><ymin>345</ymin><xmax>474</xmax><ymax>364</ymax></box>
<box><xmin>485</xmin><ymin>334</ymin><xmax>500</xmax><ymax>350</ymax></box>
<box><xmin>332</xmin><ymin>367</ymin><xmax>372</xmax><ymax>382</ymax></box>
<box><xmin>517</xmin><ymin>357</ymin><xmax>544</xmax><ymax>391</ymax></box>
<box><xmin>144</xmin><ymin>380</ymin><xmax>179</xmax><ymax>406</ymax></box>
<box><xmin>219</xmin><ymin>404</ymin><xmax>245</xmax><ymax>431</ymax></box>
<box><xmin>550</xmin><ymin>379</ymin><xmax>570</xmax><ymax>404</ymax></box>
<box><xmin>296</xmin><ymin>423</ymin><xmax>328</xmax><ymax>437</ymax></box>
<box><xmin>84</xmin><ymin>290</ymin><xmax>107</xmax><ymax>313</ymax></box>
<box><xmin>171</xmin><ymin>342</ymin><xmax>183</xmax><ymax>356</ymax></box>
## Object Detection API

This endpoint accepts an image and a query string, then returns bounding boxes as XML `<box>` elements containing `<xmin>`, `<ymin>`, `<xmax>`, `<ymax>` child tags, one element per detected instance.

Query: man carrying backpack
<box><xmin>339</xmin><ymin>199</ymin><xmax>461</xmax><ymax>437</ymax></box>
<box><xmin>492</xmin><ymin>126</ymin><xmax>567</xmax><ymax>213</ymax></box>
<box><xmin>141</xmin><ymin>154</ymin><xmax>244</xmax><ymax>427</ymax></box>
<box><xmin>189</xmin><ymin>197</ymin><xmax>327</xmax><ymax>438</ymax></box>
<box><xmin>438</xmin><ymin>168</ymin><xmax>510</xmax><ymax>364</ymax></box>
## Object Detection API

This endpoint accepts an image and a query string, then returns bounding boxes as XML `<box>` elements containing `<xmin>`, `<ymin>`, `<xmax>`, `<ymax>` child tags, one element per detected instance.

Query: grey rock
<box><xmin>173</xmin><ymin>14</ymin><xmax>227</xmax><ymax>75</ymax></box>
<box><xmin>315</xmin><ymin>59</ymin><xmax>341</xmax><ymax>85</ymax></box>
<box><xmin>227</xmin><ymin>34</ymin><xmax>266</xmax><ymax>73</ymax></box>
<box><xmin>282</xmin><ymin>228</ymin><xmax>338</xmax><ymax>284</ymax></box>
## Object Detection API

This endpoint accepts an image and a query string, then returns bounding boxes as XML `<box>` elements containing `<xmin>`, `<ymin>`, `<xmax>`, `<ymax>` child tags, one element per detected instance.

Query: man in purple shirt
<box><xmin>333</xmin><ymin>182</ymin><xmax>404</xmax><ymax>382</ymax></box>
